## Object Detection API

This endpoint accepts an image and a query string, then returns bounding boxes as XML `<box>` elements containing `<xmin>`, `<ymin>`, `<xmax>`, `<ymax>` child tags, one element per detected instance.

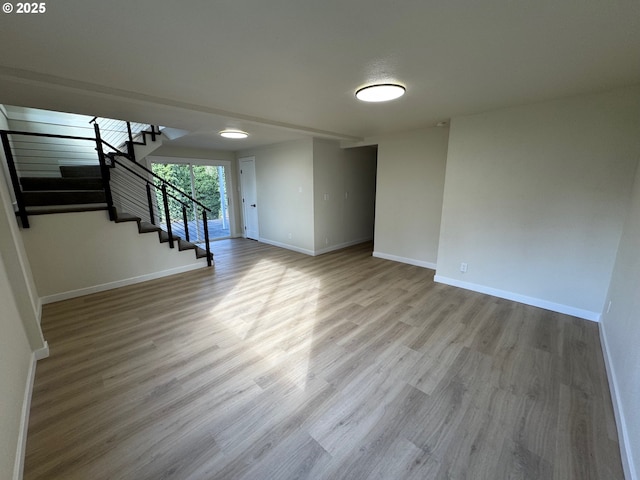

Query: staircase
<box><xmin>20</xmin><ymin>165</ymin><xmax>106</xmax><ymax>214</ymax></box>
<box><xmin>1</xmin><ymin>118</ymin><xmax>213</xmax><ymax>266</ymax></box>
<box><xmin>113</xmin><ymin>211</ymin><xmax>212</xmax><ymax>261</ymax></box>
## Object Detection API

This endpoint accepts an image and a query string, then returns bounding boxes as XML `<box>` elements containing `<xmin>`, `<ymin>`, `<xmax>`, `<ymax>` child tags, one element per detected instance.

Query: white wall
<box><xmin>0</xmin><ymin>254</ymin><xmax>33</xmax><ymax>480</ymax></box>
<box><xmin>0</xmin><ymin>108</ymin><xmax>44</xmax><ymax>348</ymax></box>
<box><xmin>373</xmin><ymin>127</ymin><xmax>449</xmax><ymax>268</ymax></box>
<box><xmin>0</xmin><ymin>106</ymin><xmax>46</xmax><ymax>480</ymax></box>
<box><xmin>436</xmin><ymin>87</ymin><xmax>640</xmax><ymax>320</ymax></box>
<box><xmin>153</xmin><ymin>145</ymin><xmax>235</xmax><ymax>163</ymax></box>
<box><xmin>313</xmin><ymin>139</ymin><xmax>376</xmax><ymax>254</ymax></box>
<box><xmin>238</xmin><ymin>139</ymin><xmax>315</xmax><ymax>254</ymax></box>
<box><xmin>601</xmin><ymin>161</ymin><xmax>640</xmax><ymax>480</ymax></box>
<box><xmin>21</xmin><ymin>211</ymin><xmax>206</xmax><ymax>302</ymax></box>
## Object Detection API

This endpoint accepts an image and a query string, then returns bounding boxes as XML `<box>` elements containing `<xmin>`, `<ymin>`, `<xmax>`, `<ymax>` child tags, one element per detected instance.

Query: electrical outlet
<box><xmin>288</xmin><ymin>233</ymin><xmax>292</xmax><ymax>239</ymax></box>
<box><xmin>460</xmin><ymin>262</ymin><xmax>468</xmax><ymax>273</ymax></box>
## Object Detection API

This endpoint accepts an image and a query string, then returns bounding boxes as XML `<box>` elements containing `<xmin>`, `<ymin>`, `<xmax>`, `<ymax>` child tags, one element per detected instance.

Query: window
<box><xmin>151</xmin><ymin>159</ymin><xmax>232</xmax><ymax>241</ymax></box>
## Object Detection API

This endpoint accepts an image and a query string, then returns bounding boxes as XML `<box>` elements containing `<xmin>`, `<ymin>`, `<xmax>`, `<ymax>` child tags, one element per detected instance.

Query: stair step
<box><xmin>110</xmin><ymin>211</ymin><xmax>211</xmax><ymax>264</ymax></box>
<box><xmin>114</xmin><ymin>212</ymin><xmax>141</xmax><ymax>223</ymax></box>
<box><xmin>20</xmin><ymin>177</ymin><xmax>104</xmax><ymax>191</ymax></box>
<box><xmin>178</xmin><ymin>239</ymin><xmax>196</xmax><ymax>251</ymax></box>
<box><xmin>59</xmin><ymin>165</ymin><xmax>102</xmax><ymax>178</ymax></box>
<box><xmin>195</xmin><ymin>246</ymin><xmax>212</xmax><ymax>259</ymax></box>
<box><xmin>22</xmin><ymin>191</ymin><xmax>106</xmax><ymax>206</ymax></box>
<box><xmin>158</xmin><ymin>230</ymin><xmax>180</xmax><ymax>243</ymax></box>
<box><xmin>23</xmin><ymin>205</ymin><xmax>108</xmax><ymax>215</ymax></box>
<box><xmin>138</xmin><ymin>221</ymin><xmax>161</xmax><ymax>233</ymax></box>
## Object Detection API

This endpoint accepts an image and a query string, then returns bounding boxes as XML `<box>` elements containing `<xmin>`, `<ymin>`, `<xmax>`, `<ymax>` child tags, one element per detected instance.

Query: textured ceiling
<box><xmin>1</xmin><ymin>0</ymin><xmax>639</xmax><ymax>150</ymax></box>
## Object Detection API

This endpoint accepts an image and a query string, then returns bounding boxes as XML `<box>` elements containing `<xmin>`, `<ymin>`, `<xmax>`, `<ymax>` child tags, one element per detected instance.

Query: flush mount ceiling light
<box><xmin>219</xmin><ymin>129</ymin><xmax>249</xmax><ymax>139</ymax></box>
<box><xmin>355</xmin><ymin>83</ymin><xmax>406</xmax><ymax>102</ymax></box>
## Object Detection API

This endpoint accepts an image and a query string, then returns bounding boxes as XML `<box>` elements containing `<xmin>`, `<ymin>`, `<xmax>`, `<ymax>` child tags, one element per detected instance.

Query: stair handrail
<box><xmin>0</xmin><ymin>129</ymin><xmax>95</xmax><ymax>141</ymax></box>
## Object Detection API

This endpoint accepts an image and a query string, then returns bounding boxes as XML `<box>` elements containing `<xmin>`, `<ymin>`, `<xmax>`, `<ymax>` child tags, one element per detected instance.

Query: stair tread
<box><xmin>59</xmin><ymin>165</ymin><xmax>102</xmax><ymax>178</ymax></box>
<box><xmin>20</xmin><ymin>177</ymin><xmax>104</xmax><ymax>191</ymax></box>
<box><xmin>178</xmin><ymin>239</ymin><xmax>196</xmax><ymax>251</ymax></box>
<box><xmin>22</xmin><ymin>191</ymin><xmax>106</xmax><ymax>206</ymax></box>
<box><xmin>23</xmin><ymin>205</ymin><xmax>109</xmax><ymax>215</ymax></box>
<box><xmin>195</xmin><ymin>246</ymin><xmax>212</xmax><ymax>259</ymax></box>
<box><xmin>159</xmin><ymin>230</ymin><xmax>180</xmax><ymax>243</ymax></box>
<box><xmin>114</xmin><ymin>212</ymin><xmax>141</xmax><ymax>223</ymax></box>
<box><xmin>138</xmin><ymin>221</ymin><xmax>161</xmax><ymax>233</ymax></box>
<box><xmin>22</xmin><ymin>189</ymin><xmax>104</xmax><ymax>193</ymax></box>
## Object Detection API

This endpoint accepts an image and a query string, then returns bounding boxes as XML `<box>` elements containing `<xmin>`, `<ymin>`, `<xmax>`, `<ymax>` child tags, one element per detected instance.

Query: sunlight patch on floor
<box><xmin>208</xmin><ymin>257</ymin><xmax>321</xmax><ymax>389</ymax></box>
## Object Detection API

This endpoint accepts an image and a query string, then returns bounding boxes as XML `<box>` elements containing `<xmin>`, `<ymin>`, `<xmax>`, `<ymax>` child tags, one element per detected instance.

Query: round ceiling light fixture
<box><xmin>219</xmin><ymin>129</ymin><xmax>249</xmax><ymax>139</ymax></box>
<box><xmin>355</xmin><ymin>83</ymin><xmax>406</xmax><ymax>102</ymax></box>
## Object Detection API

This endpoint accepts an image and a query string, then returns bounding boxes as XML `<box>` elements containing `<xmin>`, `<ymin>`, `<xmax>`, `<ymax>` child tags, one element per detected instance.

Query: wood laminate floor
<box><xmin>24</xmin><ymin>239</ymin><xmax>623</xmax><ymax>479</ymax></box>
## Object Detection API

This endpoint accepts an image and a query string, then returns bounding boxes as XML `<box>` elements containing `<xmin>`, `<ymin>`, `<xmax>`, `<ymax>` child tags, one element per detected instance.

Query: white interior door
<box><xmin>239</xmin><ymin>157</ymin><xmax>259</xmax><ymax>240</ymax></box>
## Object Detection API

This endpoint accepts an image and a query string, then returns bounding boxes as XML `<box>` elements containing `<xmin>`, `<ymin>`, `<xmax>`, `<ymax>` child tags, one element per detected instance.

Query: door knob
<box><xmin>250</xmin><ymin>204</ymin><xmax>256</xmax><ymax>207</ymax></box>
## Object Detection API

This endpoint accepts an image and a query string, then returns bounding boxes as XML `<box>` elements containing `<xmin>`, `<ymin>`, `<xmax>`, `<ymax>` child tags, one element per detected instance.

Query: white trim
<box><xmin>39</xmin><ymin>263</ymin><xmax>204</xmax><ymax>304</ymax></box>
<box><xmin>258</xmin><ymin>237</ymin><xmax>315</xmax><ymax>256</ymax></box>
<box><xmin>238</xmin><ymin>156</ymin><xmax>259</xmax><ymax>241</ymax></box>
<box><xmin>13</xmin><ymin>353</ymin><xmax>36</xmax><ymax>480</ymax></box>
<box><xmin>0</xmin><ymin>104</ymin><xmax>8</xmax><ymax>119</ymax></box>
<box><xmin>148</xmin><ymin>155</ymin><xmax>232</xmax><ymax>166</ymax></box>
<box><xmin>34</xmin><ymin>341</ymin><xmax>49</xmax><ymax>361</ymax></box>
<box><xmin>314</xmin><ymin>237</ymin><xmax>373</xmax><ymax>256</ymax></box>
<box><xmin>372</xmin><ymin>251</ymin><xmax>437</xmax><ymax>270</ymax></box>
<box><xmin>433</xmin><ymin>275</ymin><xmax>600</xmax><ymax>322</ymax></box>
<box><xmin>36</xmin><ymin>299</ymin><xmax>42</xmax><ymax>325</ymax></box>
<box><xmin>599</xmin><ymin>323</ymin><xmax>637</xmax><ymax>480</ymax></box>
<box><xmin>1</xmin><ymin>106</ymin><xmax>92</xmax><ymax>127</ymax></box>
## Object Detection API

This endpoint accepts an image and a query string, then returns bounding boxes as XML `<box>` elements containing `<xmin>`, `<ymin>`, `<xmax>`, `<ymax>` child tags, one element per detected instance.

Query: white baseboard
<box><xmin>372</xmin><ymin>251</ymin><xmax>437</xmax><ymax>270</ymax></box>
<box><xmin>599</xmin><ymin>323</ymin><xmax>637</xmax><ymax>480</ymax></box>
<box><xmin>314</xmin><ymin>237</ymin><xmax>373</xmax><ymax>256</ymax></box>
<box><xmin>13</xmin><ymin>353</ymin><xmax>37</xmax><ymax>480</ymax></box>
<box><xmin>433</xmin><ymin>275</ymin><xmax>600</xmax><ymax>322</ymax></box>
<box><xmin>40</xmin><ymin>263</ymin><xmax>204</xmax><ymax>304</ymax></box>
<box><xmin>258</xmin><ymin>237</ymin><xmax>315</xmax><ymax>256</ymax></box>
<box><xmin>259</xmin><ymin>237</ymin><xmax>374</xmax><ymax>257</ymax></box>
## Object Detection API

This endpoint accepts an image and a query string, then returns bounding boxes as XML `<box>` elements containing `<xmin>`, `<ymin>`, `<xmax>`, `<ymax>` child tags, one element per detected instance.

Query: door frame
<box><xmin>238</xmin><ymin>156</ymin><xmax>259</xmax><ymax>240</ymax></box>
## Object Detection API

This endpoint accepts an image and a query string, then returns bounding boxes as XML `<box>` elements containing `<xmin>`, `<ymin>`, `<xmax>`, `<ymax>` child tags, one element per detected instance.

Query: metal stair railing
<box><xmin>107</xmin><ymin>153</ymin><xmax>213</xmax><ymax>266</ymax></box>
<box><xmin>0</xmin><ymin>120</ymin><xmax>212</xmax><ymax>266</ymax></box>
<box><xmin>89</xmin><ymin>117</ymin><xmax>160</xmax><ymax>162</ymax></box>
<box><xmin>0</xmin><ymin>128</ymin><xmax>116</xmax><ymax>227</ymax></box>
